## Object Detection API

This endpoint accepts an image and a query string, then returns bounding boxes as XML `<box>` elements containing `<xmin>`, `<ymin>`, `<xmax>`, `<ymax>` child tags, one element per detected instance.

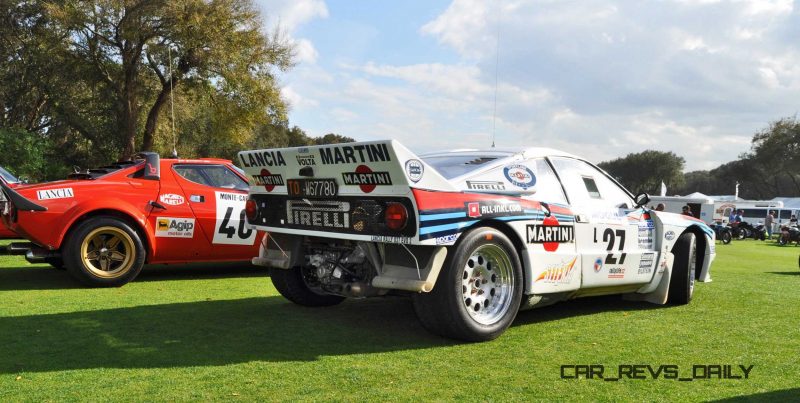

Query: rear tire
<box><xmin>63</xmin><ymin>217</ymin><xmax>145</xmax><ymax>287</ymax></box>
<box><xmin>668</xmin><ymin>232</ymin><xmax>696</xmax><ymax>305</ymax></box>
<box><xmin>720</xmin><ymin>231</ymin><xmax>731</xmax><ymax>245</ymax></box>
<box><xmin>269</xmin><ymin>266</ymin><xmax>345</xmax><ymax>307</ymax></box>
<box><xmin>412</xmin><ymin>228</ymin><xmax>523</xmax><ymax>342</ymax></box>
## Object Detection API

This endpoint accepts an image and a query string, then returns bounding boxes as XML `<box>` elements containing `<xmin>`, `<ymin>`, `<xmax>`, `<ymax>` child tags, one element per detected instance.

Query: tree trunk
<box><xmin>142</xmin><ymin>83</ymin><xmax>174</xmax><ymax>152</ymax></box>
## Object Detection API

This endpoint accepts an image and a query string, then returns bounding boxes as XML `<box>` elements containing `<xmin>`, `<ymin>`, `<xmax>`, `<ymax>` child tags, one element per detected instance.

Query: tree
<box><xmin>43</xmin><ymin>0</ymin><xmax>293</xmax><ymax>159</ymax></box>
<box><xmin>598</xmin><ymin>150</ymin><xmax>686</xmax><ymax>195</ymax></box>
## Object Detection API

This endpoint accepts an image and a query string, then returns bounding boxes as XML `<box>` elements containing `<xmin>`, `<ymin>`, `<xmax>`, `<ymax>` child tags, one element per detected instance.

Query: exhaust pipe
<box><xmin>5</xmin><ymin>242</ymin><xmax>37</xmax><ymax>255</ymax></box>
<box><xmin>24</xmin><ymin>247</ymin><xmax>60</xmax><ymax>264</ymax></box>
<box><xmin>343</xmin><ymin>282</ymin><xmax>387</xmax><ymax>298</ymax></box>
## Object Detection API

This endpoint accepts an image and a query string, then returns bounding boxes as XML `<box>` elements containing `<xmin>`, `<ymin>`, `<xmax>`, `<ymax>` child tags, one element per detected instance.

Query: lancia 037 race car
<box><xmin>0</xmin><ymin>153</ymin><xmax>263</xmax><ymax>286</ymax></box>
<box><xmin>239</xmin><ymin>141</ymin><xmax>715</xmax><ymax>341</ymax></box>
<box><xmin>0</xmin><ymin>166</ymin><xmax>23</xmax><ymax>239</ymax></box>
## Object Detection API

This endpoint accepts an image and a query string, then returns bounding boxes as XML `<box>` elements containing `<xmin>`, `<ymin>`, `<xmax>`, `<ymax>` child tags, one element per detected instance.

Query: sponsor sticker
<box><xmin>286</xmin><ymin>200</ymin><xmax>350</xmax><ymax>229</ymax></box>
<box><xmin>608</xmin><ymin>267</ymin><xmax>625</xmax><ymax>278</ymax></box>
<box><xmin>593</xmin><ymin>258</ymin><xmax>603</xmax><ymax>272</ymax></box>
<box><xmin>159</xmin><ymin>193</ymin><xmax>185</xmax><ymax>206</ymax></box>
<box><xmin>36</xmin><ymin>188</ymin><xmax>74</xmax><ymax>201</ymax></box>
<box><xmin>342</xmin><ymin>165</ymin><xmax>392</xmax><ymax>193</ymax></box>
<box><xmin>239</xmin><ymin>150</ymin><xmax>286</xmax><ymax>168</ymax></box>
<box><xmin>296</xmin><ymin>154</ymin><xmax>316</xmax><ymax>166</ymax></box>
<box><xmin>535</xmin><ymin>257</ymin><xmax>578</xmax><ymax>284</ymax></box>
<box><xmin>155</xmin><ymin>217</ymin><xmax>195</xmax><ymax>238</ymax></box>
<box><xmin>371</xmin><ymin>235</ymin><xmax>412</xmax><ymax>244</ymax></box>
<box><xmin>665</xmin><ymin>230</ymin><xmax>676</xmax><ymax>241</ymax></box>
<box><xmin>466</xmin><ymin>201</ymin><xmax>523</xmax><ymax>218</ymax></box>
<box><xmin>503</xmin><ymin>164</ymin><xmax>536</xmax><ymax>189</ymax></box>
<box><xmin>405</xmin><ymin>159</ymin><xmax>424</xmax><ymax>183</ymax></box>
<box><xmin>319</xmin><ymin>144</ymin><xmax>392</xmax><ymax>165</ymax></box>
<box><xmin>466</xmin><ymin>181</ymin><xmax>506</xmax><ymax>191</ymax></box>
<box><xmin>638</xmin><ymin>219</ymin><xmax>655</xmax><ymax>249</ymax></box>
<box><xmin>436</xmin><ymin>234</ymin><xmax>459</xmax><ymax>245</ymax></box>
<box><xmin>638</xmin><ymin>252</ymin><xmax>655</xmax><ymax>274</ymax></box>
<box><xmin>526</xmin><ymin>217</ymin><xmax>574</xmax><ymax>252</ymax></box>
<box><xmin>252</xmin><ymin>169</ymin><xmax>284</xmax><ymax>192</ymax></box>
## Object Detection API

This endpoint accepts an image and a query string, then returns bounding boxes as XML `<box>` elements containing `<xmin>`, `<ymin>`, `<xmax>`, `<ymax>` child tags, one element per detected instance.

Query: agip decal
<box><xmin>155</xmin><ymin>217</ymin><xmax>195</xmax><ymax>238</ymax></box>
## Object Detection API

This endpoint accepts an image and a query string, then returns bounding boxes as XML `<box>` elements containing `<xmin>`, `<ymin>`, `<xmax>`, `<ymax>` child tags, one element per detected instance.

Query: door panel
<box><xmin>148</xmin><ymin>163</ymin><xmax>200</xmax><ymax>262</ymax></box>
<box><xmin>171</xmin><ymin>164</ymin><xmax>259</xmax><ymax>261</ymax></box>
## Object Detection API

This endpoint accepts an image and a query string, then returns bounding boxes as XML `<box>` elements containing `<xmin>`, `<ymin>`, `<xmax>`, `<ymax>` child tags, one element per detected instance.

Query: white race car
<box><xmin>238</xmin><ymin>141</ymin><xmax>714</xmax><ymax>341</ymax></box>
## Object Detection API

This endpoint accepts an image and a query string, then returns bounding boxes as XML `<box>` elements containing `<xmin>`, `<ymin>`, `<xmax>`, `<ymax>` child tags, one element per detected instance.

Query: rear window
<box><xmin>0</xmin><ymin>166</ymin><xmax>18</xmax><ymax>183</ymax></box>
<box><xmin>421</xmin><ymin>155</ymin><xmax>498</xmax><ymax>179</ymax></box>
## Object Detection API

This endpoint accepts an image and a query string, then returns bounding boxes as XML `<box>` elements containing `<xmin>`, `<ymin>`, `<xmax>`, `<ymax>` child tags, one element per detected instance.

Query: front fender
<box><xmin>652</xmin><ymin>211</ymin><xmax>714</xmax><ymax>282</ymax></box>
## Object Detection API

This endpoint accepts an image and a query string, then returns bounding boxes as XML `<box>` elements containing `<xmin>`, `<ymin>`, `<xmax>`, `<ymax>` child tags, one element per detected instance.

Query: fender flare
<box><xmin>54</xmin><ymin>199</ymin><xmax>156</xmax><ymax>258</ymax></box>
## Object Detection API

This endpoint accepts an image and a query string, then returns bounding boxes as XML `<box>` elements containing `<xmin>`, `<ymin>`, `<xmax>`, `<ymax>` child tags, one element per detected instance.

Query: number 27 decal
<box><xmin>595</xmin><ymin>228</ymin><xmax>626</xmax><ymax>264</ymax></box>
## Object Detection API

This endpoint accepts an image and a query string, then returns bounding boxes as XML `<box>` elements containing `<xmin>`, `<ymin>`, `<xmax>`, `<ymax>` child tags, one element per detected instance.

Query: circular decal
<box><xmin>542</xmin><ymin>215</ymin><xmax>560</xmax><ymax>252</ymax></box>
<box><xmin>356</xmin><ymin>165</ymin><xmax>377</xmax><ymax>193</ymax></box>
<box><xmin>405</xmin><ymin>159</ymin><xmax>424</xmax><ymax>183</ymax></box>
<box><xmin>593</xmin><ymin>258</ymin><xmax>603</xmax><ymax>272</ymax></box>
<box><xmin>665</xmin><ymin>230</ymin><xmax>676</xmax><ymax>241</ymax></box>
<box><xmin>261</xmin><ymin>168</ymin><xmax>276</xmax><ymax>192</ymax></box>
<box><xmin>503</xmin><ymin>164</ymin><xmax>536</xmax><ymax>189</ymax></box>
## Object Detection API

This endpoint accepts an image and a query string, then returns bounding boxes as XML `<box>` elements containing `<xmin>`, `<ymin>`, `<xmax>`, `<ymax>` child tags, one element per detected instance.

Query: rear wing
<box><xmin>237</xmin><ymin>140</ymin><xmax>455</xmax><ymax>196</ymax></box>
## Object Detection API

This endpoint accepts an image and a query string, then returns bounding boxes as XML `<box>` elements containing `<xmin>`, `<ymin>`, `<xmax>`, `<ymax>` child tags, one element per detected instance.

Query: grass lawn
<box><xmin>1</xmin><ymin>239</ymin><xmax>798</xmax><ymax>401</ymax></box>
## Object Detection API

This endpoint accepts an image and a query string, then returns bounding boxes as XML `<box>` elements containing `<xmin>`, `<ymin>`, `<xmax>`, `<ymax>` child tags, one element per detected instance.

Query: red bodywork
<box><xmin>0</xmin><ymin>177</ymin><xmax>20</xmax><ymax>238</ymax></box>
<box><xmin>1</xmin><ymin>158</ymin><xmax>263</xmax><ymax>264</ymax></box>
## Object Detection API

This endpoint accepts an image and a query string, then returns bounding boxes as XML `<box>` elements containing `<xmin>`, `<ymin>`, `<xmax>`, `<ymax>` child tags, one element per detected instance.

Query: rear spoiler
<box><xmin>0</xmin><ymin>182</ymin><xmax>47</xmax><ymax>212</ymax></box>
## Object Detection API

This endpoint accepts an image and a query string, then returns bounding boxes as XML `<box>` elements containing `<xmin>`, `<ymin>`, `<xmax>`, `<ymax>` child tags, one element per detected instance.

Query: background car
<box><xmin>239</xmin><ymin>140</ymin><xmax>715</xmax><ymax>341</ymax></box>
<box><xmin>0</xmin><ymin>166</ymin><xmax>24</xmax><ymax>239</ymax></box>
<box><xmin>0</xmin><ymin>153</ymin><xmax>263</xmax><ymax>286</ymax></box>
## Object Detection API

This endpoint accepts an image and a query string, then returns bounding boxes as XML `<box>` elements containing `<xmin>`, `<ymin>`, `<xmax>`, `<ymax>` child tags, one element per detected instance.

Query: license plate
<box><xmin>287</xmin><ymin>179</ymin><xmax>338</xmax><ymax>198</ymax></box>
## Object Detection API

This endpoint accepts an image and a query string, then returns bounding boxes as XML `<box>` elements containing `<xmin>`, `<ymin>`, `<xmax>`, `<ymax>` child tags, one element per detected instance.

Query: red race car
<box><xmin>0</xmin><ymin>153</ymin><xmax>263</xmax><ymax>286</ymax></box>
<box><xmin>0</xmin><ymin>166</ymin><xmax>24</xmax><ymax>239</ymax></box>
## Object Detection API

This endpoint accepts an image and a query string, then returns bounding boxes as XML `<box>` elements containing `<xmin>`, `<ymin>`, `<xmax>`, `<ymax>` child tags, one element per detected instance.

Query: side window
<box><xmin>529</xmin><ymin>159</ymin><xmax>567</xmax><ymax>204</ymax></box>
<box><xmin>549</xmin><ymin>157</ymin><xmax>633</xmax><ymax>208</ymax></box>
<box><xmin>174</xmin><ymin>165</ymin><xmax>249</xmax><ymax>191</ymax></box>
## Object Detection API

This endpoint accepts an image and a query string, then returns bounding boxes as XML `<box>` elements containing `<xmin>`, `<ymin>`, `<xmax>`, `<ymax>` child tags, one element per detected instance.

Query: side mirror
<box><xmin>634</xmin><ymin>193</ymin><xmax>650</xmax><ymax>208</ymax></box>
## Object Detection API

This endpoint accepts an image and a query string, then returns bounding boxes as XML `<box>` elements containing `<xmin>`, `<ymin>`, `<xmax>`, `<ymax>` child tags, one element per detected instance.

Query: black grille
<box><xmin>249</xmin><ymin>194</ymin><xmax>416</xmax><ymax>237</ymax></box>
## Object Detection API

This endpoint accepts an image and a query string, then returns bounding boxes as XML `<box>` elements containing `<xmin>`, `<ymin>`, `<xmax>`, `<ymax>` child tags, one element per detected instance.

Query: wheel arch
<box><xmin>682</xmin><ymin>225</ymin><xmax>710</xmax><ymax>280</ymax></box>
<box><xmin>461</xmin><ymin>219</ymin><xmax>530</xmax><ymax>291</ymax></box>
<box><xmin>58</xmin><ymin>208</ymin><xmax>154</xmax><ymax>261</ymax></box>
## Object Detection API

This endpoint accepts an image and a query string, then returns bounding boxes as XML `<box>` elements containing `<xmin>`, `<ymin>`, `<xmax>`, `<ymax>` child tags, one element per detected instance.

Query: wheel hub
<box><xmin>460</xmin><ymin>244</ymin><xmax>514</xmax><ymax>325</ymax></box>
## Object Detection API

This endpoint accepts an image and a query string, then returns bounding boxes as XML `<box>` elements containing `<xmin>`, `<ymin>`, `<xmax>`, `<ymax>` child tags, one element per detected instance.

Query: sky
<box><xmin>254</xmin><ymin>0</ymin><xmax>800</xmax><ymax>171</ymax></box>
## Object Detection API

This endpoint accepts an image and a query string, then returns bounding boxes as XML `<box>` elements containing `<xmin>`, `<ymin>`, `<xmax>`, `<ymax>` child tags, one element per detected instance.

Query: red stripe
<box><xmin>412</xmin><ymin>188</ymin><xmax>562</xmax><ymax>212</ymax></box>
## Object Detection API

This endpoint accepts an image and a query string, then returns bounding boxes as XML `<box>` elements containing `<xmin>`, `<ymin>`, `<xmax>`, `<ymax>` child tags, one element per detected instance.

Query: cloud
<box><xmin>255</xmin><ymin>0</ymin><xmax>328</xmax><ymax>33</ymax></box>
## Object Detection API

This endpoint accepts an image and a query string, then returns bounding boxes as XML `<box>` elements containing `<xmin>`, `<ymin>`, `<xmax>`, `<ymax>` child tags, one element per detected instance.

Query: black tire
<box><xmin>45</xmin><ymin>257</ymin><xmax>65</xmax><ymax>270</ymax></box>
<box><xmin>737</xmin><ymin>230</ymin><xmax>746</xmax><ymax>240</ymax></box>
<box><xmin>412</xmin><ymin>228</ymin><xmax>523</xmax><ymax>342</ymax></box>
<box><xmin>720</xmin><ymin>231</ymin><xmax>731</xmax><ymax>245</ymax></box>
<box><xmin>63</xmin><ymin>216</ymin><xmax>145</xmax><ymax>287</ymax></box>
<box><xmin>668</xmin><ymin>232</ymin><xmax>696</xmax><ymax>305</ymax></box>
<box><xmin>269</xmin><ymin>266</ymin><xmax>345</xmax><ymax>307</ymax></box>
<box><xmin>779</xmin><ymin>236</ymin><xmax>787</xmax><ymax>246</ymax></box>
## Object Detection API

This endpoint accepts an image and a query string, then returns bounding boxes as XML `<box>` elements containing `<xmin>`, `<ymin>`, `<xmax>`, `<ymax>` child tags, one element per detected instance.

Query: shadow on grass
<box><xmin>0</xmin><ymin>263</ymin><xmax>269</xmax><ymax>291</ymax></box>
<box><xmin>710</xmin><ymin>388</ymin><xmax>800</xmax><ymax>402</ymax></box>
<box><xmin>0</xmin><ymin>293</ymin><xmax>665</xmax><ymax>373</ymax></box>
<box><xmin>766</xmin><ymin>271</ymin><xmax>800</xmax><ymax>276</ymax></box>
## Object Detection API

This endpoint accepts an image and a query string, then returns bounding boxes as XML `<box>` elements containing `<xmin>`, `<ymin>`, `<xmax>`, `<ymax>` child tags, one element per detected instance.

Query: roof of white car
<box><xmin>420</xmin><ymin>147</ymin><xmax>580</xmax><ymax>160</ymax></box>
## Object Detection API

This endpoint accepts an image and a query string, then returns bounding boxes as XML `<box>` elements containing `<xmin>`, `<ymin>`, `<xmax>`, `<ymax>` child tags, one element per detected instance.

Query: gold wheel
<box><xmin>80</xmin><ymin>226</ymin><xmax>135</xmax><ymax>278</ymax></box>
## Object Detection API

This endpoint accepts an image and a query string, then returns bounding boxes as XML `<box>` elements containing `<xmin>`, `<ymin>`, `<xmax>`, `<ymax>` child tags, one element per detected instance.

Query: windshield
<box><xmin>421</xmin><ymin>155</ymin><xmax>498</xmax><ymax>179</ymax></box>
<box><xmin>0</xmin><ymin>166</ymin><xmax>19</xmax><ymax>183</ymax></box>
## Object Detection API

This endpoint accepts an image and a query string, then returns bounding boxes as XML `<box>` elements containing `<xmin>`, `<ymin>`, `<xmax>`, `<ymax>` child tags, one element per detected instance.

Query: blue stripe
<box><xmin>419</xmin><ymin>220</ymin><xmax>479</xmax><ymax>235</ymax></box>
<box><xmin>419</xmin><ymin>212</ymin><xmax>467</xmax><ymax>221</ymax></box>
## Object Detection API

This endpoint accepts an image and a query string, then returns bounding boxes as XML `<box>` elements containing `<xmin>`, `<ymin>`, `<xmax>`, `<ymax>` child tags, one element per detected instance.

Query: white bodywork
<box><xmin>239</xmin><ymin>140</ymin><xmax>714</xmax><ymax>306</ymax></box>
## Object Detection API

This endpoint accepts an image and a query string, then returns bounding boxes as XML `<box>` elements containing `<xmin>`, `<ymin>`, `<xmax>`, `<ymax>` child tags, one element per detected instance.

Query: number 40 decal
<box><xmin>213</xmin><ymin>191</ymin><xmax>257</xmax><ymax>246</ymax></box>
<box><xmin>595</xmin><ymin>228</ymin><xmax>626</xmax><ymax>264</ymax></box>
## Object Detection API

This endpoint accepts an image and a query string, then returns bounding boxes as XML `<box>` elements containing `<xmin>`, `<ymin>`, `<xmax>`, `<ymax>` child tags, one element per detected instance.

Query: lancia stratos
<box><xmin>239</xmin><ymin>141</ymin><xmax>715</xmax><ymax>341</ymax></box>
<box><xmin>0</xmin><ymin>153</ymin><xmax>263</xmax><ymax>286</ymax></box>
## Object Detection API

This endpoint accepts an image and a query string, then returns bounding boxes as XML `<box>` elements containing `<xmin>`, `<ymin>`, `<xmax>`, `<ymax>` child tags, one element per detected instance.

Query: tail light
<box><xmin>245</xmin><ymin>199</ymin><xmax>258</xmax><ymax>223</ymax></box>
<box><xmin>384</xmin><ymin>202</ymin><xmax>408</xmax><ymax>231</ymax></box>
